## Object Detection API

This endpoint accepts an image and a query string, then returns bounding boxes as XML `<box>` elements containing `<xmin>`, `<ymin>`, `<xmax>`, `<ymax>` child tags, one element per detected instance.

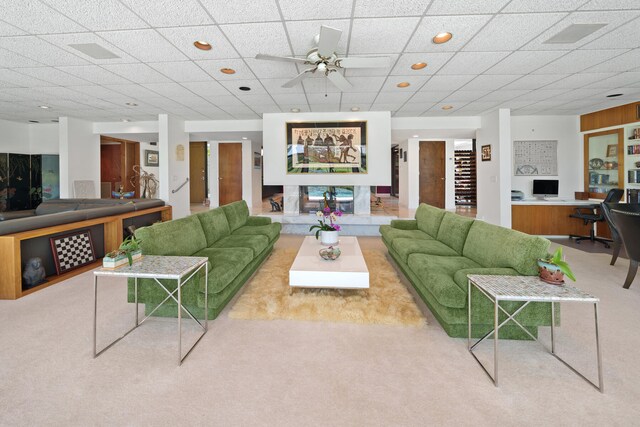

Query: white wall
<box><xmin>207</xmin><ymin>140</ymin><xmax>257</xmax><ymax>209</ymax></box>
<box><xmin>262</xmin><ymin>111</ymin><xmax>392</xmax><ymax>186</ymax></box>
<box><xmin>398</xmin><ymin>140</ymin><xmax>409</xmax><ymax>208</ymax></box>
<box><xmin>0</xmin><ymin>119</ymin><xmax>30</xmax><ymax>153</ymax></box>
<box><xmin>158</xmin><ymin>114</ymin><xmax>190</xmax><ymax>219</ymax></box>
<box><xmin>511</xmin><ymin>115</ymin><xmax>582</xmax><ymax>199</ymax></box>
<box><xmin>59</xmin><ymin>117</ymin><xmax>100</xmax><ymax>198</ymax></box>
<box><xmin>29</xmin><ymin>123</ymin><xmax>59</xmax><ymax>154</ymax></box>
<box><xmin>251</xmin><ymin>140</ymin><xmax>262</xmax><ymax>210</ymax></box>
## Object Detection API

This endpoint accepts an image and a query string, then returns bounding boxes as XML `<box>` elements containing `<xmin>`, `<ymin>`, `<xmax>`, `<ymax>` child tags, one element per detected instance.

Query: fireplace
<box><xmin>298</xmin><ymin>186</ymin><xmax>354</xmax><ymax>214</ymax></box>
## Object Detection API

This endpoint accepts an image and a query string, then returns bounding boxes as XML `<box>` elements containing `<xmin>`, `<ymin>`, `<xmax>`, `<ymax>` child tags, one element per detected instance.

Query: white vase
<box><xmin>320</xmin><ymin>230</ymin><xmax>339</xmax><ymax>246</ymax></box>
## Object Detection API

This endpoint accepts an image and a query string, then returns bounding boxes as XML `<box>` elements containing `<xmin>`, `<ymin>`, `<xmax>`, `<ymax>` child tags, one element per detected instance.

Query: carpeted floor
<box><xmin>229</xmin><ymin>248</ymin><xmax>426</xmax><ymax>327</ymax></box>
<box><xmin>1</xmin><ymin>235</ymin><xmax>640</xmax><ymax>426</ymax></box>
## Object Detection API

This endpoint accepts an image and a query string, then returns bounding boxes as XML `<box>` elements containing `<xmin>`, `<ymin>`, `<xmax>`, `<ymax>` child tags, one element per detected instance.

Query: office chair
<box><xmin>601</xmin><ymin>202</ymin><xmax>640</xmax><ymax>265</ymax></box>
<box><xmin>610</xmin><ymin>209</ymin><xmax>640</xmax><ymax>289</ymax></box>
<box><xmin>569</xmin><ymin>188</ymin><xmax>624</xmax><ymax>247</ymax></box>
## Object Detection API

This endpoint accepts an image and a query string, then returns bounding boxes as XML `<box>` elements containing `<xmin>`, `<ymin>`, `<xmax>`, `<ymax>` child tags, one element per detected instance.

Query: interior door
<box><xmin>419</xmin><ymin>141</ymin><xmax>446</xmax><ymax>208</ymax></box>
<box><xmin>190</xmin><ymin>141</ymin><xmax>207</xmax><ymax>204</ymax></box>
<box><xmin>123</xmin><ymin>141</ymin><xmax>140</xmax><ymax>197</ymax></box>
<box><xmin>218</xmin><ymin>143</ymin><xmax>243</xmax><ymax>206</ymax></box>
<box><xmin>100</xmin><ymin>143</ymin><xmax>121</xmax><ymax>198</ymax></box>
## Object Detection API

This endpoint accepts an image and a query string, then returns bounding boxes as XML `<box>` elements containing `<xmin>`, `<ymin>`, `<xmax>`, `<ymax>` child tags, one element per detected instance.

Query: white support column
<box><xmin>354</xmin><ymin>186</ymin><xmax>371</xmax><ymax>215</ymax></box>
<box><xmin>58</xmin><ymin>117</ymin><xmax>99</xmax><ymax>198</ymax></box>
<box><xmin>158</xmin><ymin>114</ymin><xmax>190</xmax><ymax>219</ymax></box>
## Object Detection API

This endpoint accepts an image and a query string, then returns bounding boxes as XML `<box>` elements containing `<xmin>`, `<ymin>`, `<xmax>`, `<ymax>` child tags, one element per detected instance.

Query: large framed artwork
<box><xmin>50</xmin><ymin>230</ymin><xmax>96</xmax><ymax>275</ymax></box>
<box><xmin>286</xmin><ymin>121</ymin><xmax>367</xmax><ymax>174</ymax></box>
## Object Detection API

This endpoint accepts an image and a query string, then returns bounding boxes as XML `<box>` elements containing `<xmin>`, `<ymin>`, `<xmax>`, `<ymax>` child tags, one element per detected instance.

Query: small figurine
<box><xmin>23</xmin><ymin>257</ymin><xmax>46</xmax><ymax>287</ymax></box>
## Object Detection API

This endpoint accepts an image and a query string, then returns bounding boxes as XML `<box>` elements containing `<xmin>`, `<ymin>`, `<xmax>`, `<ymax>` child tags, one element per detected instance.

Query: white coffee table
<box><xmin>289</xmin><ymin>236</ymin><xmax>369</xmax><ymax>293</ymax></box>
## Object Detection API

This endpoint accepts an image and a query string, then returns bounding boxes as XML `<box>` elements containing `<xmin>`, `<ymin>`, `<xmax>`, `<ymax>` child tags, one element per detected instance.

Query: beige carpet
<box><xmin>229</xmin><ymin>247</ymin><xmax>426</xmax><ymax>327</ymax></box>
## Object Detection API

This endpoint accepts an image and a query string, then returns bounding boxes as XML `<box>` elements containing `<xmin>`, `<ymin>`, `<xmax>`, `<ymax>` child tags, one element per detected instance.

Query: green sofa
<box><xmin>127</xmin><ymin>200</ymin><xmax>281</xmax><ymax>319</ymax></box>
<box><xmin>380</xmin><ymin>203</ymin><xmax>554</xmax><ymax>339</ymax></box>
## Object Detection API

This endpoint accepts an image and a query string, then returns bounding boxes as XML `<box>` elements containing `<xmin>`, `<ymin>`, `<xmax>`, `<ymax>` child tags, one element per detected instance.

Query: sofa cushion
<box><xmin>221</xmin><ymin>200</ymin><xmax>250</xmax><ymax>232</ymax></box>
<box><xmin>463</xmin><ymin>221</ymin><xmax>550</xmax><ymax>275</ymax></box>
<box><xmin>233</xmin><ymin>223</ymin><xmax>281</xmax><ymax>242</ymax></box>
<box><xmin>392</xmin><ymin>238</ymin><xmax>458</xmax><ymax>262</ymax></box>
<box><xmin>380</xmin><ymin>225</ymin><xmax>432</xmax><ymax>244</ymax></box>
<box><xmin>212</xmin><ymin>234</ymin><xmax>269</xmax><ymax>257</ymax></box>
<box><xmin>436</xmin><ymin>212</ymin><xmax>475</xmax><ymax>254</ymax></box>
<box><xmin>415</xmin><ymin>203</ymin><xmax>446</xmax><ymax>237</ymax></box>
<box><xmin>193</xmin><ymin>247</ymin><xmax>253</xmax><ymax>293</ymax></box>
<box><xmin>35</xmin><ymin>202</ymin><xmax>78</xmax><ymax>215</ymax></box>
<box><xmin>136</xmin><ymin>215</ymin><xmax>207</xmax><ymax>256</ymax></box>
<box><xmin>407</xmin><ymin>254</ymin><xmax>480</xmax><ymax>308</ymax></box>
<box><xmin>196</xmin><ymin>208</ymin><xmax>231</xmax><ymax>246</ymax></box>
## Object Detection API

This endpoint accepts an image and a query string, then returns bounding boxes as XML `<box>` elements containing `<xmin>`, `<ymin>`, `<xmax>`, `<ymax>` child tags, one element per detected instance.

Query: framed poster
<box><xmin>481</xmin><ymin>145</ymin><xmax>492</xmax><ymax>161</ymax></box>
<box><xmin>513</xmin><ymin>140</ymin><xmax>557</xmax><ymax>175</ymax></box>
<box><xmin>144</xmin><ymin>150</ymin><xmax>159</xmax><ymax>166</ymax></box>
<box><xmin>253</xmin><ymin>152</ymin><xmax>261</xmax><ymax>169</ymax></box>
<box><xmin>50</xmin><ymin>230</ymin><xmax>96</xmax><ymax>275</ymax></box>
<box><xmin>606</xmin><ymin>144</ymin><xmax>617</xmax><ymax>157</ymax></box>
<box><xmin>286</xmin><ymin>121</ymin><xmax>367</xmax><ymax>174</ymax></box>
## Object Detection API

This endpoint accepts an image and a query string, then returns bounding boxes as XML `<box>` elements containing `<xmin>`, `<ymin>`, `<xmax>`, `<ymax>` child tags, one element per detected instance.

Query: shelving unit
<box><xmin>625</xmin><ymin>127</ymin><xmax>640</xmax><ymax>189</ymax></box>
<box><xmin>584</xmin><ymin>128</ymin><xmax>624</xmax><ymax>199</ymax></box>
<box><xmin>454</xmin><ymin>150</ymin><xmax>477</xmax><ymax>206</ymax></box>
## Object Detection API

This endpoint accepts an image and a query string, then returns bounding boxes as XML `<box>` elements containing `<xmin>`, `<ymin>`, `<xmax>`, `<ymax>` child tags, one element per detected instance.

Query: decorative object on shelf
<box><xmin>589</xmin><ymin>158</ymin><xmax>604</xmax><ymax>169</ymax></box>
<box><xmin>133</xmin><ymin>165</ymin><xmax>158</xmax><ymax>199</ymax></box>
<box><xmin>253</xmin><ymin>152</ymin><xmax>261</xmax><ymax>169</ymax></box>
<box><xmin>513</xmin><ymin>140</ymin><xmax>558</xmax><ymax>175</ymax></box>
<box><xmin>309</xmin><ymin>193</ymin><xmax>343</xmax><ymax>245</ymax></box>
<box><xmin>606</xmin><ymin>144</ymin><xmax>618</xmax><ymax>157</ymax></box>
<box><xmin>537</xmin><ymin>247</ymin><xmax>576</xmax><ymax>285</ymax></box>
<box><xmin>319</xmin><ymin>245</ymin><xmax>341</xmax><ymax>261</ymax></box>
<box><xmin>112</xmin><ymin>184</ymin><xmax>135</xmax><ymax>199</ymax></box>
<box><xmin>603</xmin><ymin>161</ymin><xmax>616</xmax><ymax>170</ymax></box>
<box><xmin>144</xmin><ymin>150</ymin><xmax>159</xmax><ymax>166</ymax></box>
<box><xmin>286</xmin><ymin>121</ymin><xmax>367</xmax><ymax>174</ymax></box>
<box><xmin>22</xmin><ymin>257</ymin><xmax>46</xmax><ymax>288</ymax></box>
<box><xmin>50</xmin><ymin>230</ymin><xmax>96</xmax><ymax>275</ymax></box>
<box><xmin>635</xmin><ymin>161</ymin><xmax>640</xmax><ymax>168</ymax></box>
<box><xmin>632</xmin><ymin>127</ymin><xmax>640</xmax><ymax>139</ymax></box>
<box><xmin>103</xmin><ymin>235</ymin><xmax>142</xmax><ymax>268</ymax></box>
<box><xmin>481</xmin><ymin>144</ymin><xmax>491</xmax><ymax>161</ymax></box>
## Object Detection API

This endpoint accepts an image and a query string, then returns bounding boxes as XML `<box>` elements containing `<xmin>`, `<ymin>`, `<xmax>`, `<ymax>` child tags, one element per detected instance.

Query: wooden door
<box><xmin>419</xmin><ymin>141</ymin><xmax>446</xmax><ymax>208</ymax></box>
<box><xmin>100</xmin><ymin>143</ymin><xmax>121</xmax><ymax>198</ymax></box>
<box><xmin>123</xmin><ymin>141</ymin><xmax>140</xmax><ymax>197</ymax></box>
<box><xmin>218</xmin><ymin>143</ymin><xmax>242</xmax><ymax>206</ymax></box>
<box><xmin>190</xmin><ymin>142</ymin><xmax>207</xmax><ymax>203</ymax></box>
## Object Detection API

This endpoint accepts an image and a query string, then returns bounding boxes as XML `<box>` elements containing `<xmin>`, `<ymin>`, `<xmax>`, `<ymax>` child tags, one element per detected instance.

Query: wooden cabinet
<box><xmin>584</xmin><ymin>129</ymin><xmax>624</xmax><ymax>199</ymax></box>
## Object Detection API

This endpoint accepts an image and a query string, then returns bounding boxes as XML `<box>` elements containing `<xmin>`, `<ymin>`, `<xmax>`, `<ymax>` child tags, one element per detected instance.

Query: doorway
<box><xmin>100</xmin><ymin>136</ymin><xmax>140</xmax><ymax>198</ymax></box>
<box><xmin>218</xmin><ymin>143</ymin><xmax>243</xmax><ymax>206</ymax></box>
<box><xmin>189</xmin><ymin>142</ymin><xmax>208</xmax><ymax>204</ymax></box>
<box><xmin>419</xmin><ymin>141</ymin><xmax>445</xmax><ymax>208</ymax></box>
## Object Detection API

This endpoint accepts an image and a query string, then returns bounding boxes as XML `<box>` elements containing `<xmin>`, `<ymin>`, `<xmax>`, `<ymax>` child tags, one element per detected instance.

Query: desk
<box><xmin>511</xmin><ymin>199</ymin><xmax>611</xmax><ymax>237</ymax></box>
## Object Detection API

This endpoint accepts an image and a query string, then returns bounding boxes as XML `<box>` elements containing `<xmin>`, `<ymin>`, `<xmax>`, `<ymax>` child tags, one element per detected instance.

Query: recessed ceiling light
<box><xmin>433</xmin><ymin>32</ymin><xmax>453</xmax><ymax>44</ymax></box>
<box><xmin>411</xmin><ymin>62</ymin><xmax>427</xmax><ymax>70</ymax></box>
<box><xmin>351</xmin><ymin>107</ymin><xmax>360</xmax><ymax>111</ymax></box>
<box><xmin>122</xmin><ymin>119</ymin><xmax>130</xmax><ymax>122</ymax></box>
<box><xmin>28</xmin><ymin>120</ymin><xmax>39</xmax><ymax>123</ymax></box>
<box><xmin>606</xmin><ymin>93</ymin><xmax>623</xmax><ymax>98</ymax></box>
<box><xmin>290</xmin><ymin>108</ymin><xmax>300</xmax><ymax>113</ymax></box>
<box><xmin>397</xmin><ymin>82</ymin><xmax>410</xmax><ymax>88</ymax></box>
<box><xmin>193</xmin><ymin>41</ymin><xmax>211</xmax><ymax>51</ymax></box>
<box><xmin>242</xmin><ymin>137</ymin><xmax>248</xmax><ymax>140</ymax></box>
<box><xmin>51</xmin><ymin>119</ymin><xmax>59</xmax><ymax>123</ymax></box>
<box><xmin>413</xmin><ymin>134</ymin><xmax>419</xmax><ymax>138</ymax></box>
<box><xmin>239</xmin><ymin>86</ymin><xmax>251</xmax><ymax>91</ymax></box>
<box><xmin>38</xmin><ymin>105</ymin><xmax>50</xmax><ymax>109</ymax></box>
<box><xmin>220</xmin><ymin>68</ymin><xmax>236</xmax><ymax>75</ymax></box>
<box><xmin>125</xmin><ymin>102</ymin><xmax>138</xmax><ymax>106</ymax></box>
<box><xmin>442</xmin><ymin>105</ymin><xmax>454</xmax><ymax>110</ymax></box>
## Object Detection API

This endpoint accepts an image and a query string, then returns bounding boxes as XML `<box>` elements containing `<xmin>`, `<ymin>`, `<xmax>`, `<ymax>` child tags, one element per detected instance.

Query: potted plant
<box><xmin>309</xmin><ymin>207</ymin><xmax>342</xmax><ymax>246</ymax></box>
<box><xmin>103</xmin><ymin>235</ymin><xmax>142</xmax><ymax>268</ymax></box>
<box><xmin>537</xmin><ymin>247</ymin><xmax>576</xmax><ymax>285</ymax></box>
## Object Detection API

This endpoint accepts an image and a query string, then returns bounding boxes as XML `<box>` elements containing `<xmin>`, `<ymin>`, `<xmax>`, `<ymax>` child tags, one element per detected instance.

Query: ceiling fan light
<box><xmin>411</xmin><ymin>62</ymin><xmax>427</xmax><ymax>70</ymax></box>
<box><xmin>194</xmin><ymin>41</ymin><xmax>211</xmax><ymax>50</ymax></box>
<box><xmin>291</xmin><ymin>108</ymin><xmax>300</xmax><ymax>113</ymax></box>
<box><xmin>220</xmin><ymin>68</ymin><xmax>235</xmax><ymax>74</ymax></box>
<box><xmin>397</xmin><ymin>82</ymin><xmax>410</xmax><ymax>88</ymax></box>
<box><xmin>442</xmin><ymin>105</ymin><xmax>454</xmax><ymax>110</ymax></box>
<box><xmin>433</xmin><ymin>32</ymin><xmax>453</xmax><ymax>44</ymax></box>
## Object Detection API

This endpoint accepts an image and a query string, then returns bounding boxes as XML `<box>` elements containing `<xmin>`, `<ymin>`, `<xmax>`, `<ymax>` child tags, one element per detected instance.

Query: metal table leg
<box><xmin>494</xmin><ymin>297</ymin><xmax>499</xmax><ymax>387</ymax></box>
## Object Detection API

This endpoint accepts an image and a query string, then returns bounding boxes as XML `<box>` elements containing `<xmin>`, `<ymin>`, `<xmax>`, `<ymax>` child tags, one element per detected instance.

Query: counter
<box><xmin>511</xmin><ymin>199</ymin><xmax>610</xmax><ymax>237</ymax></box>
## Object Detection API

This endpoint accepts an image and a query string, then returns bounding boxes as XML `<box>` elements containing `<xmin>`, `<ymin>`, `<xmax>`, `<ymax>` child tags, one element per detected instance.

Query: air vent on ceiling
<box><xmin>543</xmin><ymin>24</ymin><xmax>607</xmax><ymax>44</ymax></box>
<box><xmin>68</xmin><ymin>43</ymin><xmax>120</xmax><ymax>59</ymax></box>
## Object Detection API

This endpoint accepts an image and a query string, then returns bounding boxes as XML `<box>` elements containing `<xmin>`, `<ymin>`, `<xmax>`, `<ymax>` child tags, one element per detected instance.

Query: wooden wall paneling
<box><xmin>0</xmin><ymin>153</ymin><xmax>7</xmax><ymax>212</ymax></box>
<box><xmin>0</xmin><ymin>236</ymin><xmax>20</xmax><ymax>299</ymax></box>
<box><xmin>512</xmin><ymin>205</ymin><xmax>592</xmax><ymax>235</ymax></box>
<box><xmin>580</xmin><ymin>101</ymin><xmax>640</xmax><ymax>132</ymax></box>
<box><xmin>583</xmin><ymin>128</ymin><xmax>624</xmax><ymax>199</ymax></box>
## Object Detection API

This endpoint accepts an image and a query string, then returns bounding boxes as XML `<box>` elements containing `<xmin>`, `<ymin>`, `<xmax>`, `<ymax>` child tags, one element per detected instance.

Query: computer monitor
<box><xmin>532</xmin><ymin>179</ymin><xmax>559</xmax><ymax>198</ymax></box>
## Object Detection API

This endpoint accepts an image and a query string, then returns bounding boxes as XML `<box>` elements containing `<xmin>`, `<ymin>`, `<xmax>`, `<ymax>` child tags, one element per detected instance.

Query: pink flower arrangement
<box><xmin>310</xmin><ymin>207</ymin><xmax>343</xmax><ymax>238</ymax></box>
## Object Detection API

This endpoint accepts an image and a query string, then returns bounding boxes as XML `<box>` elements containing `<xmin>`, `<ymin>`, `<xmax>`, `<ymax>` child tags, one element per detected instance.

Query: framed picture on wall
<box><xmin>606</xmin><ymin>144</ymin><xmax>617</xmax><ymax>157</ymax></box>
<box><xmin>481</xmin><ymin>145</ymin><xmax>492</xmax><ymax>161</ymax></box>
<box><xmin>144</xmin><ymin>150</ymin><xmax>159</xmax><ymax>166</ymax></box>
<box><xmin>253</xmin><ymin>152</ymin><xmax>261</xmax><ymax>169</ymax></box>
<box><xmin>286</xmin><ymin>121</ymin><xmax>367</xmax><ymax>174</ymax></box>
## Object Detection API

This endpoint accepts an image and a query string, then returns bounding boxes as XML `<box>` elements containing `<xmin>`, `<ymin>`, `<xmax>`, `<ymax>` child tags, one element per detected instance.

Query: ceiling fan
<box><xmin>255</xmin><ymin>25</ymin><xmax>391</xmax><ymax>91</ymax></box>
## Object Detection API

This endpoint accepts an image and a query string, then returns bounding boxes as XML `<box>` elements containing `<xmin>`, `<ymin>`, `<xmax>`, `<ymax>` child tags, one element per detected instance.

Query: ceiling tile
<box><xmin>219</xmin><ymin>105</ymin><xmax>256</xmax><ymax>115</ymax></box>
<box><xmin>0</xmin><ymin>48</ymin><xmax>42</xmax><ymax>67</ymax></box>
<box><xmin>42</xmin><ymin>0</ymin><xmax>148</xmax><ymax>31</ymax></box>
<box><xmin>141</xmin><ymin>82</ymin><xmax>198</xmax><ymax>99</ymax></box>
<box><xmin>581</xmin><ymin>16</ymin><xmax>640</xmax><ymax>50</ymax></box>
<box><xmin>244</xmin><ymin>58</ymin><xmax>300</xmax><ymax>79</ymax></box>
<box><xmin>280</xmin><ymin>104</ymin><xmax>310</xmax><ymax>112</ymax></box>
<box><xmin>11</xmin><ymin>67</ymin><xmax>91</xmax><ymax>86</ymax></box>
<box><xmin>56</xmin><ymin>65</ymin><xmax>133</xmax><ymax>85</ymax></box>
<box><xmin>261</xmin><ymin>79</ymin><xmax>305</xmax><ymax>95</ymax></box>
<box><xmin>343</xmin><ymin>54</ymin><xmax>399</xmax><ymax>77</ymax></box>
<box><xmin>181</xmin><ymin>81</ymin><xmax>232</xmax><ymax>97</ymax></box>
<box><xmin>580</xmin><ymin>0</ymin><xmax>640</xmax><ymax>10</ymax></box>
<box><xmin>372</xmin><ymin>92</ymin><xmax>414</xmax><ymax>104</ymax></box>
<box><xmin>460</xmin><ymin>75</ymin><xmax>522</xmax><ymax>91</ymax></box>
<box><xmin>534</xmin><ymin>49</ymin><xmax>628</xmax><ymax>74</ymax></box>
<box><xmin>582</xmin><ymin>71</ymin><xmax>640</xmax><ymax>89</ymax></box>
<box><xmin>370</xmin><ymin>103</ymin><xmax>400</xmax><ymax>111</ymax></box>
<box><xmin>199</xmin><ymin>0</ymin><xmax>280</xmax><ymax>23</ymax></box>
<box><xmin>310</xmin><ymin>104</ymin><xmax>341</xmax><ymax>112</ymax></box>
<box><xmin>542</xmin><ymin>72</ymin><xmax>618</xmax><ymax>89</ymax></box>
<box><xmin>157</xmin><ymin>26</ymin><xmax>240</xmax><ymax>60</ymax></box>
<box><xmin>485</xmin><ymin>50</ymin><xmax>567</xmax><ymax>74</ymax></box>
<box><xmin>340</xmin><ymin>92</ymin><xmax>378</xmax><ymax>104</ymax></box>
<box><xmin>441</xmin><ymin>90</ymin><xmax>491</xmax><ymax>102</ymax></box>
<box><xmin>501</xmin><ymin>74</ymin><xmax>569</xmax><ymax>90</ymax></box>
<box><xmin>0</xmin><ymin>36</ymin><xmax>89</xmax><ymax>66</ymax></box>
<box><xmin>66</xmin><ymin>85</ymin><xmax>123</xmax><ymax>99</ymax></box>
<box><xmin>195</xmin><ymin>59</ymin><xmax>255</xmax><ymax>80</ymax></box>
<box><xmin>148</xmin><ymin>61</ymin><xmax>211</xmax><ymax>82</ymax></box>
<box><xmin>390</xmin><ymin>52</ymin><xmax>455</xmax><ymax>75</ymax></box>
<box><xmin>254</xmin><ymin>105</ymin><xmax>283</xmax><ymax>113</ymax></box>
<box><xmin>286</xmin><ymin>20</ymin><xmax>351</xmax><ymax>56</ymax></box>
<box><xmin>409</xmin><ymin>91</ymin><xmax>452</xmax><ymax>103</ymax></box>
<box><xmin>340</xmin><ymin>105</ymin><xmax>370</xmax><ymax>112</ymax></box>
<box><xmin>0</xmin><ymin>20</ymin><xmax>26</xmax><ymax>36</ymax></box>
<box><xmin>279</xmin><ymin>0</ymin><xmax>354</xmax><ymax>20</ymax></box>
<box><xmin>438</xmin><ymin>51</ymin><xmax>510</xmax><ymax>75</ymax></box>
<box><xmin>380</xmin><ymin>75</ymin><xmax>430</xmax><ymax>91</ymax></box>
<box><xmin>343</xmin><ymin>76</ymin><xmax>386</xmax><ymax>92</ymax></box>
<box><xmin>0</xmin><ymin>69</ymin><xmax>52</xmax><ymax>87</ymax></box>
<box><xmin>428</xmin><ymin>0</ymin><xmax>510</xmax><ymax>14</ymax></box>
<box><xmin>102</xmin><ymin>63</ymin><xmax>171</xmax><ymax>84</ymax></box>
<box><xmin>307</xmin><ymin>93</ymin><xmax>341</xmax><ymax>104</ymax></box>
<box><xmin>206</xmin><ymin>95</ymin><xmax>250</xmax><ymax>108</ymax></box>
<box><xmin>220</xmin><ymin>22</ymin><xmax>291</xmax><ymax>57</ymax></box>
<box><xmin>40</xmin><ymin>33</ymin><xmax>139</xmax><ymax>64</ymax></box>
<box><xmin>349</xmin><ymin>18</ymin><xmax>420</xmax><ymax>54</ymax></box>
<box><xmin>1</xmin><ymin>0</ymin><xmax>86</xmax><ymax>34</ymax></box>
<box><xmin>480</xmin><ymin>89</ymin><xmax>532</xmax><ymax>101</ymax></box>
<box><xmin>236</xmin><ymin>94</ymin><xmax>276</xmax><ymax>106</ymax></box>
<box><xmin>511</xmin><ymin>89</ymin><xmax>572</xmax><ymax>102</ymax></box>
<box><xmin>464</xmin><ymin>13</ymin><xmax>567</xmax><ymax>52</ymax></box>
<box><xmin>406</xmin><ymin>15</ymin><xmax>492</xmax><ymax>53</ymax></box>
<box><xmin>419</xmin><ymin>75</ymin><xmax>475</xmax><ymax>91</ymax></box>
<box><xmin>355</xmin><ymin>0</ymin><xmax>430</xmax><ymax>16</ymax></box>
<box><xmin>302</xmin><ymin>77</ymin><xmax>341</xmax><ymax>94</ymax></box>
<box><xmin>585</xmin><ymin>48</ymin><xmax>640</xmax><ymax>72</ymax></box>
<box><xmin>504</xmin><ymin>0</ymin><xmax>586</xmax><ymax>12</ymax></box>
<box><xmin>97</xmin><ymin>29</ymin><xmax>188</xmax><ymax>62</ymax></box>
<box><xmin>219</xmin><ymin>79</ymin><xmax>267</xmax><ymax>95</ymax></box>
<box><xmin>103</xmin><ymin>84</ymin><xmax>163</xmax><ymax>99</ymax></box>
<box><xmin>119</xmin><ymin>0</ymin><xmax>214</xmax><ymax>26</ymax></box>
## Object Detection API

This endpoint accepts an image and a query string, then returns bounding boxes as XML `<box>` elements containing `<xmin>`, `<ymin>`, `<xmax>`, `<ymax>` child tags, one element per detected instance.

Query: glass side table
<box><xmin>93</xmin><ymin>255</ymin><xmax>208</xmax><ymax>366</ymax></box>
<box><xmin>467</xmin><ymin>274</ymin><xmax>603</xmax><ymax>392</ymax></box>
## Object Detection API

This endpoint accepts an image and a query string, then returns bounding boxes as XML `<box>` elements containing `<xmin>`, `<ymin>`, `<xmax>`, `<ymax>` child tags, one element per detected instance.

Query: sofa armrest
<box><xmin>246</xmin><ymin>216</ymin><xmax>272</xmax><ymax>226</ymax></box>
<box><xmin>390</xmin><ymin>219</ymin><xmax>418</xmax><ymax>230</ymax></box>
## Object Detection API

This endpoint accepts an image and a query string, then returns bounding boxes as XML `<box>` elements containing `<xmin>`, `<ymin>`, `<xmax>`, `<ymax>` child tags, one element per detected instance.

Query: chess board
<box><xmin>50</xmin><ymin>230</ymin><xmax>96</xmax><ymax>275</ymax></box>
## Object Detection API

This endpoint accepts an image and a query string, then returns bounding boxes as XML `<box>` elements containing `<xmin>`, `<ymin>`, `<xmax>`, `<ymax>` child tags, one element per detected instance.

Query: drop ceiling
<box><xmin>0</xmin><ymin>0</ymin><xmax>639</xmax><ymax>123</ymax></box>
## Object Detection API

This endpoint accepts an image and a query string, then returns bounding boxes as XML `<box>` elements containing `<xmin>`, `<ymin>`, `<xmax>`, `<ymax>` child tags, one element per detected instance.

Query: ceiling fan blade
<box><xmin>326</xmin><ymin>70</ymin><xmax>352</xmax><ymax>92</ymax></box>
<box><xmin>282</xmin><ymin>69</ymin><xmax>314</xmax><ymax>88</ymax></box>
<box><xmin>317</xmin><ymin>25</ymin><xmax>342</xmax><ymax>58</ymax></box>
<box><xmin>255</xmin><ymin>53</ymin><xmax>308</xmax><ymax>64</ymax></box>
<box><xmin>337</xmin><ymin>56</ymin><xmax>391</xmax><ymax>69</ymax></box>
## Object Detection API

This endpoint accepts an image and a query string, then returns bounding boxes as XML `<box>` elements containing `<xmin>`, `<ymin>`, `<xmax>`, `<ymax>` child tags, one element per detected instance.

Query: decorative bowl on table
<box><xmin>319</xmin><ymin>246</ymin><xmax>341</xmax><ymax>261</ymax></box>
